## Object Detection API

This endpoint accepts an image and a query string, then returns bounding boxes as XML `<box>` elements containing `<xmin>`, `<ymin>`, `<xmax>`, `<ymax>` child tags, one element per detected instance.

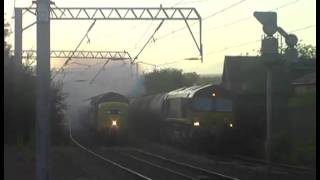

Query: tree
<box><xmin>280</xmin><ymin>42</ymin><xmax>316</xmax><ymax>60</ymax></box>
<box><xmin>50</xmin><ymin>81</ymin><xmax>69</xmax><ymax>145</ymax></box>
<box><xmin>143</xmin><ymin>68</ymin><xmax>184</xmax><ymax>95</ymax></box>
<box><xmin>143</xmin><ymin>68</ymin><xmax>222</xmax><ymax>95</ymax></box>
<box><xmin>197</xmin><ymin>75</ymin><xmax>221</xmax><ymax>85</ymax></box>
<box><xmin>295</xmin><ymin>43</ymin><xmax>316</xmax><ymax>60</ymax></box>
<box><xmin>4</xmin><ymin>20</ymin><xmax>68</xmax><ymax>146</ymax></box>
<box><xmin>182</xmin><ymin>72</ymin><xmax>199</xmax><ymax>86</ymax></box>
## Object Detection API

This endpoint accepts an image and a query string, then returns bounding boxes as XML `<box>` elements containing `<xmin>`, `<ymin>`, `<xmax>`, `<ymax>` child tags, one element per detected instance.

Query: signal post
<box><xmin>254</xmin><ymin>11</ymin><xmax>299</xmax><ymax>175</ymax></box>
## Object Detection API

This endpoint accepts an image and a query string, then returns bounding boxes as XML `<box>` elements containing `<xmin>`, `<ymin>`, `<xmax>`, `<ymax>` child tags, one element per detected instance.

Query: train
<box><xmin>84</xmin><ymin>85</ymin><xmax>237</xmax><ymax>152</ymax></box>
<box><xmin>87</xmin><ymin>92</ymin><xmax>129</xmax><ymax>143</ymax></box>
<box><xmin>128</xmin><ymin>84</ymin><xmax>237</xmax><ymax>153</ymax></box>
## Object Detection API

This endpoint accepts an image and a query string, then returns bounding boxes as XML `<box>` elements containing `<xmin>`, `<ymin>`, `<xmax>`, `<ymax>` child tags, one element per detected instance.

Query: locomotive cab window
<box><xmin>109</xmin><ymin>109</ymin><xmax>120</xmax><ymax>115</ymax></box>
<box><xmin>192</xmin><ymin>97</ymin><xmax>232</xmax><ymax>112</ymax></box>
<box><xmin>192</xmin><ymin>98</ymin><xmax>213</xmax><ymax>111</ymax></box>
<box><xmin>215</xmin><ymin>98</ymin><xmax>233</xmax><ymax>112</ymax></box>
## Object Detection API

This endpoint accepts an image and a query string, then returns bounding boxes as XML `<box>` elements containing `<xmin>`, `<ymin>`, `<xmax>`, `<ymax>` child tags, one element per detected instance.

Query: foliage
<box><xmin>280</xmin><ymin>42</ymin><xmax>316</xmax><ymax>60</ymax></box>
<box><xmin>143</xmin><ymin>68</ymin><xmax>222</xmax><ymax>95</ymax></box>
<box><xmin>197</xmin><ymin>75</ymin><xmax>221</xmax><ymax>85</ymax></box>
<box><xmin>4</xmin><ymin>20</ymin><xmax>68</xmax><ymax>146</ymax></box>
<box><xmin>182</xmin><ymin>72</ymin><xmax>199</xmax><ymax>86</ymax></box>
<box><xmin>50</xmin><ymin>81</ymin><xmax>69</xmax><ymax>145</ymax></box>
<box><xmin>295</xmin><ymin>42</ymin><xmax>316</xmax><ymax>60</ymax></box>
<box><xmin>143</xmin><ymin>68</ymin><xmax>184</xmax><ymax>95</ymax></box>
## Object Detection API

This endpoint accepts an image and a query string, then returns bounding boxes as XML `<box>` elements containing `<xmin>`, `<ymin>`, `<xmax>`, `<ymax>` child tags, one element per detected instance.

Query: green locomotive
<box><xmin>129</xmin><ymin>84</ymin><xmax>236</xmax><ymax>152</ymax></box>
<box><xmin>88</xmin><ymin>92</ymin><xmax>129</xmax><ymax>143</ymax></box>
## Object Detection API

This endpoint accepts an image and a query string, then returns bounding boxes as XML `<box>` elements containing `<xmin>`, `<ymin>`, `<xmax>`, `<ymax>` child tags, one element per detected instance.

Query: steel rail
<box><xmin>232</xmin><ymin>155</ymin><xmax>316</xmax><ymax>175</ymax></box>
<box><xmin>68</xmin><ymin>125</ymin><xmax>152</xmax><ymax>180</ymax></box>
<box><xmin>127</xmin><ymin>148</ymin><xmax>240</xmax><ymax>180</ymax></box>
<box><xmin>120</xmin><ymin>152</ymin><xmax>197</xmax><ymax>180</ymax></box>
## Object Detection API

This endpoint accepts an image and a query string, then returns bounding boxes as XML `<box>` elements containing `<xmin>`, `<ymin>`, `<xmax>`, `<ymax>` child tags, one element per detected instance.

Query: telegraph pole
<box><xmin>36</xmin><ymin>0</ymin><xmax>51</xmax><ymax>179</ymax></box>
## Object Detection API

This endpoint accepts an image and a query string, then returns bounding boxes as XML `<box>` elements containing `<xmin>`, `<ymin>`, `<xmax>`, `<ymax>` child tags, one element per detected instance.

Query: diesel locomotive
<box><xmin>129</xmin><ymin>84</ymin><xmax>236</xmax><ymax>152</ymax></box>
<box><xmin>87</xmin><ymin>92</ymin><xmax>129</xmax><ymax>143</ymax></box>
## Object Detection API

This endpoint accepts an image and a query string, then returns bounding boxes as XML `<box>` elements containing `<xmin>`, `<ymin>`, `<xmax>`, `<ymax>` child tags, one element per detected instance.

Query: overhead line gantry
<box><xmin>16</xmin><ymin>50</ymin><xmax>133</xmax><ymax>60</ymax></box>
<box><xmin>15</xmin><ymin>6</ymin><xmax>203</xmax><ymax>65</ymax></box>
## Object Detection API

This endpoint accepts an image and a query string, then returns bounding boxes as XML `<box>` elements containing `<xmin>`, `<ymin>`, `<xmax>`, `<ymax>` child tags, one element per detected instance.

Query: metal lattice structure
<box><xmin>23</xmin><ymin>7</ymin><xmax>201</xmax><ymax>20</ymax></box>
<box><xmin>16</xmin><ymin>6</ymin><xmax>203</xmax><ymax>64</ymax></box>
<box><xmin>16</xmin><ymin>50</ymin><xmax>133</xmax><ymax>60</ymax></box>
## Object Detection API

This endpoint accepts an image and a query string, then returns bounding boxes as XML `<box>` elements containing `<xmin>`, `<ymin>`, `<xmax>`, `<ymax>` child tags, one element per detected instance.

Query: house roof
<box><xmin>221</xmin><ymin>56</ymin><xmax>291</xmax><ymax>94</ymax></box>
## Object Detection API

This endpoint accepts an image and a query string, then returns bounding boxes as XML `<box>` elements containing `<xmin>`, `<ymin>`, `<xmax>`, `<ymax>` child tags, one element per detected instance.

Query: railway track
<box><xmin>201</xmin><ymin>152</ymin><xmax>316</xmax><ymax>178</ymax></box>
<box><xmin>127</xmin><ymin>143</ymin><xmax>317</xmax><ymax>180</ymax></box>
<box><xmin>119</xmin><ymin>148</ymin><xmax>240</xmax><ymax>180</ymax></box>
<box><xmin>69</xmin><ymin>123</ymin><xmax>240</xmax><ymax>180</ymax></box>
<box><xmin>69</xmin><ymin>118</ymin><xmax>314</xmax><ymax>180</ymax></box>
<box><xmin>69</xmin><ymin>124</ymin><xmax>152</xmax><ymax>180</ymax></box>
<box><xmin>231</xmin><ymin>155</ymin><xmax>316</xmax><ymax>176</ymax></box>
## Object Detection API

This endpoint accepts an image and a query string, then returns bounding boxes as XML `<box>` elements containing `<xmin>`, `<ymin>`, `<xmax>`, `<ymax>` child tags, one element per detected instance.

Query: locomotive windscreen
<box><xmin>191</xmin><ymin>97</ymin><xmax>233</xmax><ymax>112</ymax></box>
<box><xmin>189</xmin><ymin>84</ymin><xmax>233</xmax><ymax>112</ymax></box>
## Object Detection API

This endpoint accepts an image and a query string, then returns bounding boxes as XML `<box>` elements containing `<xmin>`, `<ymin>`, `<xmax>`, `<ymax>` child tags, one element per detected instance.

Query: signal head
<box><xmin>254</xmin><ymin>11</ymin><xmax>278</xmax><ymax>36</ymax></box>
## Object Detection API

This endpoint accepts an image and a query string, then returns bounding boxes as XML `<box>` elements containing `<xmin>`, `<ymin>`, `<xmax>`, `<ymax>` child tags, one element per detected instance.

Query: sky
<box><xmin>4</xmin><ymin>0</ymin><xmax>316</xmax><ymax>75</ymax></box>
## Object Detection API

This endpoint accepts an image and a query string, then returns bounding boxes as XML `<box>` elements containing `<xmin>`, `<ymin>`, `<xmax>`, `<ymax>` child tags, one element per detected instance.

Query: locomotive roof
<box><xmin>166</xmin><ymin>84</ymin><xmax>224</xmax><ymax>99</ymax></box>
<box><xmin>89</xmin><ymin>92</ymin><xmax>129</xmax><ymax>105</ymax></box>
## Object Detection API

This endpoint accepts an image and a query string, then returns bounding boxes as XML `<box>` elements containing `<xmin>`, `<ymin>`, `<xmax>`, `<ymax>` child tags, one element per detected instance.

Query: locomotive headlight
<box><xmin>193</xmin><ymin>121</ymin><xmax>200</xmax><ymax>127</ymax></box>
<box><xmin>229</xmin><ymin>123</ymin><xmax>233</xmax><ymax>128</ymax></box>
<box><xmin>112</xmin><ymin>120</ymin><xmax>117</xmax><ymax>127</ymax></box>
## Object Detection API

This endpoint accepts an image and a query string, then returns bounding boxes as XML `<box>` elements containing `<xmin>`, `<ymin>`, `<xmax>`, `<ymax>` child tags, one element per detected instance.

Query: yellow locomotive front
<box><xmin>88</xmin><ymin>92</ymin><xmax>129</xmax><ymax>143</ymax></box>
<box><xmin>96</xmin><ymin>102</ymin><xmax>128</xmax><ymax>136</ymax></box>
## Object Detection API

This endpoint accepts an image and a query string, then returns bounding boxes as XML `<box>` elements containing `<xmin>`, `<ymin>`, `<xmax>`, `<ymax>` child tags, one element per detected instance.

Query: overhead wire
<box><xmin>270</xmin><ymin>0</ymin><xmax>299</xmax><ymax>11</ymax></box>
<box><xmin>205</xmin><ymin>24</ymin><xmax>315</xmax><ymax>56</ymax></box>
<box><xmin>203</xmin><ymin>0</ymin><xmax>303</xmax><ymax>56</ymax></box>
<box><xmin>171</xmin><ymin>0</ymin><xmax>186</xmax><ymax>7</ymax></box>
<box><xmin>133</xmin><ymin>20</ymin><xmax>165</xmax><ymax>62</ymax></box>
<box><xmin>130</xmin><ymin>22</ymin><xmax>155</xmax><ymax>52</ymax></box>
<box><xmin>205</xmin><ymin>0</ymin><xmax>300</xmax><ymax>32</ymax></box>
<box><xmin>177</xmin><ymin>0</ymin><xmax>209</xmax><ymax>5</ymax></box>
<box><xmin>129</xmin><ymin>0</ymin><xmax>187</xmax><ymax>53</ymax></box>
<box><xmin>89</xmin><ymin>59</ymin><xmax>111</xmax><ymax>84</ymax></box>
<box><xmin>155</xmin><ymin>0</ymin><xmax>247</xmax><ymax>41</ymax></box>
<box><xmin>129</xmin><ymin>0</ymin><xmax>185</xmax><ymax>52</ymax></box>
<box><xmin>211</xmin><ymin>0</ymin><xmax>301</xmax><ymax>34</ymax></box>
<box><xmin>130</xmin><ymin>0</ymin><xmax>248</xmax><ymax>69</ymax></box>
<box><xmin>289</xmin><ymin>25</ymin><xmax>316</xmax><ymax>33</ymax></box>
<box><xmin>157</xmin><ymin>0</ymin><xmax>300</xmax><ymax>41</ymax></box>
<box><xmin>203</xmin><ymin>0</ymin><xmax>247</xmax><ymax>21</ymax></box>
<box><xmin>51</xmin><ymin>19</ymin><xmax>97</xmax><ymax>80</ymax></box>
<box><xmin>206</xmin><ymin>39</ymin><xmax>260</xmax><ymax>55</ymax></box>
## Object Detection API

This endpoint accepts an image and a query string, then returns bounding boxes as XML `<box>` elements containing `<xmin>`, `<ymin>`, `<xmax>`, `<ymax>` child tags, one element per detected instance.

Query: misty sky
<box><xmin>4</xmin><ymin>0</ymin><xmax>316</xmax><ymax>74</ymax></box>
